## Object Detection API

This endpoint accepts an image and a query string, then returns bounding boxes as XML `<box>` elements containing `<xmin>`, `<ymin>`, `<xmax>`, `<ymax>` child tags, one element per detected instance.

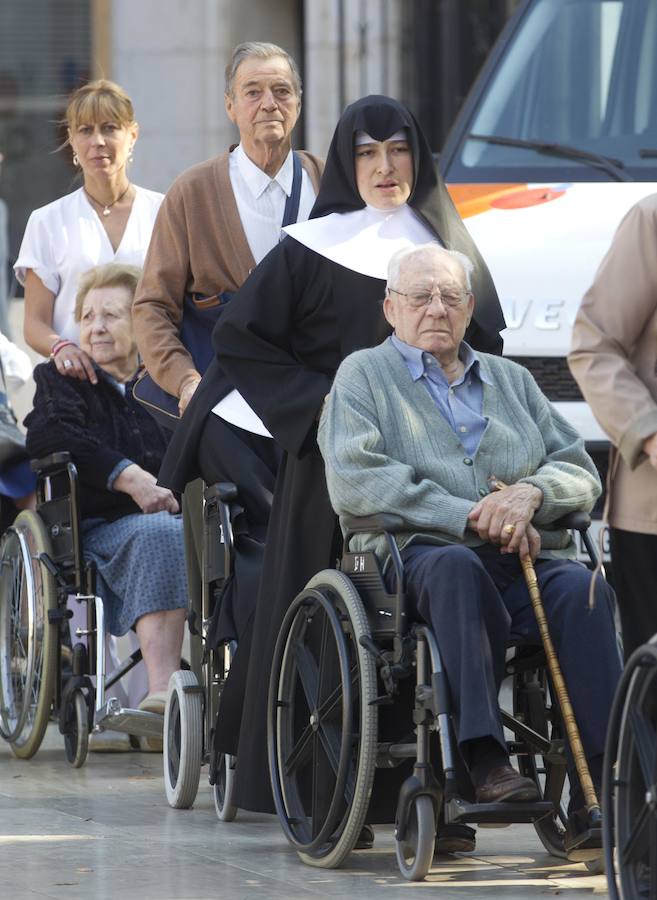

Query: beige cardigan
<box><xmin>132</xmin><ymin>149</ymin><xmax>324</xmax><ymax>399</ymax></box>
<box><xmin>569</xmin><ymin>194</ymin><xmax>657</xmax><ymax>535</ymax></box>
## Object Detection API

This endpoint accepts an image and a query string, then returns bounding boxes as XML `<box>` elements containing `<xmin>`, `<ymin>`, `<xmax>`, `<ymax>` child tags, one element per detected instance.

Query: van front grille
<box><xmin>506</xmin><ymin>356</ymin><xmax>583</xmax><ymax>401</ymax></box>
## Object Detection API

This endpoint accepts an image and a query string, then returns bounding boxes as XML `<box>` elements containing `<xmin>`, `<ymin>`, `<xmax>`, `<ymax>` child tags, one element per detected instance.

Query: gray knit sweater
<box><xmin>318</xmin><ymin>338</ymin><xmax>601</xmax><ymax>564</ymax></box>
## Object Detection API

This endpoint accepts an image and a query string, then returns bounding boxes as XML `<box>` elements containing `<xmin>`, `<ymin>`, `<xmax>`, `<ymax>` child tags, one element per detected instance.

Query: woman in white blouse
<box><xmin>15</xmin><ymin>79</ymin><xmax>163</xmax><ymax>380</ymax></box>
<box><xmin>13</xmin><ymin>80</ymin><xmax>163</xmax><ymax>744</ymax></box>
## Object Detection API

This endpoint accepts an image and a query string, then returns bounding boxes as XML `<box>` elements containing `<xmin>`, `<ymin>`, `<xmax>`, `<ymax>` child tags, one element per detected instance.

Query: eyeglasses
<box><xmin>388</xmin><ymin>287</ymin><xmax>469</xmax><ymax>310</ymax></box>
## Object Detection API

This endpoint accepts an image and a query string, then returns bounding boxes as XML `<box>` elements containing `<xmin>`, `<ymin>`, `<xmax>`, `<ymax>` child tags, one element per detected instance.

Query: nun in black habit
<box><xmin>210</xmin><ymin>95</ymin><xmax>506</xmax><ymax>815</ymax></box>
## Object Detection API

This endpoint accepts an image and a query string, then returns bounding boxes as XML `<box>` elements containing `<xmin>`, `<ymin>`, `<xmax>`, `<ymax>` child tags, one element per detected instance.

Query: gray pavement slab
<box><xmin>0</xmin><ymin>725</ymin><xmax>608</xmax><ymax>900</ymax></box>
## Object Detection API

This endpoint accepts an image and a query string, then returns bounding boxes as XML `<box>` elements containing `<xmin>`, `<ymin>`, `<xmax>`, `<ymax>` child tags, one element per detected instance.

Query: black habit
<box><xmin>182</xmin><ymin>96</ymin><xmax>507</xmax><ymax>813</ymax></box>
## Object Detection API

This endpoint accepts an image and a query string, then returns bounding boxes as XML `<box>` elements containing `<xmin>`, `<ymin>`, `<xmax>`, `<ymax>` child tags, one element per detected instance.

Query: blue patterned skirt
<box><xmin>81</xmin><ymin>511</ymin><xmax>188</xmax><ymax>636</ymax></box>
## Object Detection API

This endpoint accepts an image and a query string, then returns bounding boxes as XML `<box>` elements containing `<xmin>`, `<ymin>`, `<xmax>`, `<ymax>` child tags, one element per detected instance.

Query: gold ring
<box><xmin>503</xmin><ymin>523</ymin><xmax>516</xmax><ymax>536</ymax></box>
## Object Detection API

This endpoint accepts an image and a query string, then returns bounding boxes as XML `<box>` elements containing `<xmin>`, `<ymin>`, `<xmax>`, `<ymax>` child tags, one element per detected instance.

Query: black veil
<box><xmin>310</xmin><ymin>95</ymin><xmax>506</xmax><ymax>348</ymax></box>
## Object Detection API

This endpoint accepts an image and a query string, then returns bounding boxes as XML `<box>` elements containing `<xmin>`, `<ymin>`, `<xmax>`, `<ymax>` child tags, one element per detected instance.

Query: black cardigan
<box><xmin>25</xmin><ymin>362</ymin><xmax>168</xmax><ymax>521</ymax></box>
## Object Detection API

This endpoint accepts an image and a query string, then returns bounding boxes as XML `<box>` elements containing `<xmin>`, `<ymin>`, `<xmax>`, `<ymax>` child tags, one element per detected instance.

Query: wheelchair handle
<box><xmin>552</xmin><ymin>510</ymin><xmax>591</xmax><ymax>533</ymax></box>
<box><xmin>31</xmin><ymin>451</ymin><xmax>73</xmax><ymax>475</ymax></box>
<box><xmin>204</xmin><ymin>481</ymin><xmax>239</xmax><ymax>504</ymax></box>
<box><xmin>342</xmin><ymin>513</ymin><xmax>405</xmax><ymax>545</ymax></box>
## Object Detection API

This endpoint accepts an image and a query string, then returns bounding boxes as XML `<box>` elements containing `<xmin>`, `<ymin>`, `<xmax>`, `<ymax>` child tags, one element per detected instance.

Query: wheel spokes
<box><xmin>316</xmin><ymin>718</ymin><xmax>342</xmax><ymax>777</ymax></box>
<box><xmin>619</xmin><ymin>801</ymin><xmax>652</xmax><ymax>866</ymax></box>
<box><xmin>626</xmin><ymin>704</ymin><xmax>657</xmax><ymax>790</ymax></box>
<box><xmin>291</xmin><ymin>638</ymin><xmax>320</xmax><ymax>713</ymax></box>
<box><xmin>283</xmin><ymin>721</ymin><xmax>314</xmax><ymax>776</ymax></box>
<box><xmin>310</xmin><ymin>732</ymin><xmax>336</xmax><ymax>841</ymax></box>
<box><xmin>316</xmin><ymin>611</ymin><xmax>331</xmax><ymax>706</ymax></box>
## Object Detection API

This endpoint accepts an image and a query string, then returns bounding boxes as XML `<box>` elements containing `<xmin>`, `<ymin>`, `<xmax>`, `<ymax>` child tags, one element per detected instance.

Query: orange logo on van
<box><xmin>447</xmin><ymin>183</ymin><xmax>566</xmax><ymax>218</ymax></box>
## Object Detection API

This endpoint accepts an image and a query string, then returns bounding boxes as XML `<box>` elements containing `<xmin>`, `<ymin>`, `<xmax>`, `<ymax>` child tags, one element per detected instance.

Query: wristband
<box><xmin>50</xmin><ymin>339</ymin><xmax>75</xmax><ymax>360</ymax></box>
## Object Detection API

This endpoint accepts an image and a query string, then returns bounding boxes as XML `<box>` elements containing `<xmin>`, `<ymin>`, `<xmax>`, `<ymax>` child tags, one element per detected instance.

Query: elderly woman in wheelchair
<box><xmin>0</xmin><ymin>263</ymin><xmax>188</xmax><ymax>764</ymax></box>
<box><xmin>265</xmin><ymin>243</ymin><xmax>622</xmax><ymax>880</ymax></box>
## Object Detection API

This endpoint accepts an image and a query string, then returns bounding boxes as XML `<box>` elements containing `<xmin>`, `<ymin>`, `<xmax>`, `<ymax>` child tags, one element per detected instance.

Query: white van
<box><xmin>440</xmin><ymin>0</ymin><xmax>657</xmax><ymax>558</ymax></box>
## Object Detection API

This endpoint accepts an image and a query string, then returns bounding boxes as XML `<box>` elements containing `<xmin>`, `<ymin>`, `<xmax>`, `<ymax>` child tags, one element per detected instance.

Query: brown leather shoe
<box><xmin>475</xmin><ymin>765</ymin><xmax>540</xmax><ymax>803</ymax></box>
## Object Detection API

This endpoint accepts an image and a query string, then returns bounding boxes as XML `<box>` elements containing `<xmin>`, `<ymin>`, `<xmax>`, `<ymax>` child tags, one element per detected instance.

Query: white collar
<box><xmin>234</xmin><ymin>143</ymin><xmax>293</xmax><ymax>199</ymax></box>
<box><xmin>283</xmin><ymin>204</ymin><xmax>437</xmax><ymax>279</ymax></box>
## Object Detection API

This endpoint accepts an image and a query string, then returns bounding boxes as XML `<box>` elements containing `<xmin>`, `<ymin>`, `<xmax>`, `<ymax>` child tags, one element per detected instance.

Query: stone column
<box><xmin>111</xmin><ymin>0</ymin><xmax>302</xmax><ymax>192</ymax></box>
<box><xmin>303</xmin><ymin>0</ymin><xmax>403</xmax><ymax>158</ymax></box>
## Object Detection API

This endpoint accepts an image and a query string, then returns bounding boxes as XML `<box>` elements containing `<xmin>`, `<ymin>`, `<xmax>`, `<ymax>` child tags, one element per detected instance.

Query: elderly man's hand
<box><xmin>512</xmin><ymin>521</ymin><xmax>542</xmax><ymax>562</ymax></box>
<box><xmin>468</xmin><ymin>482</ymin><xmax>543</xmax><ymax>554</ymax></box>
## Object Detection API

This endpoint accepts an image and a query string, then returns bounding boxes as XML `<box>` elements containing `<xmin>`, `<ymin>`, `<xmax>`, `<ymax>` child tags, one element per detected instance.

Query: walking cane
<box><xmin>488</xmin><ymin>476</ymin><xmax>601</xmax><ymax>823</ymax></box>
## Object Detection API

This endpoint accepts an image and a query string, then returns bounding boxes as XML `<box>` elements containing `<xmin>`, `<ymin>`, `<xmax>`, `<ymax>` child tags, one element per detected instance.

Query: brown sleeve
<box><xmin>297</xmin><ymin>150</ymin><xmax>325</xmax><ymax>194</ymax></box>
<box><xmin>132</xmin><ymin>180</ymin><xmax>198</xmax><ymax>399</ymax></box>
<box><xmin>569</xmin><ymin>197</ymin><xmax>657</xmax><ymax>468</ymax></box>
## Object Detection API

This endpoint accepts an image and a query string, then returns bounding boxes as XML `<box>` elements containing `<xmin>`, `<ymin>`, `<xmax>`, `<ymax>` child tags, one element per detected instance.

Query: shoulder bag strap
<box><xmin>282</xmin><ymin>152</ymin><xmax>303</xmax><ymax>227</ymax></box>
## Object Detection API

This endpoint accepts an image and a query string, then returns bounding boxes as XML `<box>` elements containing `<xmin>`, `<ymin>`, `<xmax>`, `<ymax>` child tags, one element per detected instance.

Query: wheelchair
<box><xmin>267</xmin><ymin>511</ymin><xmax>605</xmax><ymax>881</ymax></box>
<box><xmin>603</xmin><ymin>633</ymin><xmax>657</xmax><ymax>900</ymax></box>
<box><xmin>163</xmin><ymin>482</ymin><xmax>241</xmax><ymax>819</ymax></box>
<box><xmin>0</xmin><ymin>452</ymin><xmax>164</xmax><ymax>766</ymax></box>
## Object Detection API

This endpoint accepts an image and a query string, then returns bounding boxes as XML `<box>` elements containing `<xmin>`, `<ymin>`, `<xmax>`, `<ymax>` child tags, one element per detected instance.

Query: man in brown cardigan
<box><xmin>132</xmin><ymin>41</ymin><xmax>323</xmax><ymax>674</ymax></box>
<box><xmin>133</xmin><ymin>41</ymin><xmax>323</xmax><ymax>412</ymax></box>
<box><xmin>569</xmin><ymin>193</ymin><xmax>657</xmax><ymax>657</ymax></box>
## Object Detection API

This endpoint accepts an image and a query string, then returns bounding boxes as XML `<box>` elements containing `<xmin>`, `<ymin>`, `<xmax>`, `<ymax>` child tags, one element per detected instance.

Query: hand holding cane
<box><xmin>488</xmin><ymin>476</ymin><xmax>601</xmax><ymax>823</ymax></box>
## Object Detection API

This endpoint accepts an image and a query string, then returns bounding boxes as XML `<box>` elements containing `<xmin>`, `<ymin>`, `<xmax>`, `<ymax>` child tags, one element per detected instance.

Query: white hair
<box><xmin>225</xmin><ymin>42</ymin><xmax>302</xmax><ymax>98</ymax></box>
<box><xmin>386</xmin><ymin>243</ymin><xmax>474</xmax><ymax>293</ymax></box>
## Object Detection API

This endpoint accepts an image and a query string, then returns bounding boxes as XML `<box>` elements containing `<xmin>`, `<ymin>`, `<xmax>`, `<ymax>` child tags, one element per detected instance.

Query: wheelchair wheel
<box><xmin>164</xmin><ymin>669</ymin><xmax>203</xmax><ymax>809</ymax></box>
<box><xmin>513</xmin><ymin>664</ymin><xmax>568</xmax><ymax>858</ymax></box>
<box><xmin>213</xmin><ymin>754</ymin><xmax>237</xmax><ymax>822</ymax></box>
<box><xmin>64</xmin><ymin>689</ymin><xmax>89</xmax><ymax>768</ymax></box>
<box><xmin>268</xmin><ymin>569</ymin><xmax>377</xmax><ymax>869</ymax></box>
<box><xmin>603</xmin><ymin>639</ymin><xmax>657</xmax><ymax>900</ymax></box>
<box><xmin>0</xmin><ymin>511</ymin><xmax>57</xmax><ymax>759</ymax></box>
<box><xmin>395</xmin><ymin>795</ymin><xmax>435</xmax><ymax>882</ymax></box>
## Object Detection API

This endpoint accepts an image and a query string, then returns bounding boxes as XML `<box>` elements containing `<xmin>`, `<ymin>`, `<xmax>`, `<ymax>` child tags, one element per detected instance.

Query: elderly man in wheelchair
<box><xmin>0</xmin><ymin>263</ymin><xmax>188</xmax><ymax>765</ymax></box>
<box><xmin>268</xmin><ymin>243</ymin><xmax>622</xmax><ymax>879</ymax></box>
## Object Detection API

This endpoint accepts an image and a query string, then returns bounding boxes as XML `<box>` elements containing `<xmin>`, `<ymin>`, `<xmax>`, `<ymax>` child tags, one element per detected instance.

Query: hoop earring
<box><xmin>72</xmin><ymin>153</ymin><xmax>79</xmax><ymax>166</ymax></box>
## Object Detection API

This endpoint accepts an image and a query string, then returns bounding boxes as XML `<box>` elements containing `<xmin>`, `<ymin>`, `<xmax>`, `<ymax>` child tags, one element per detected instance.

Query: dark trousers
<box><xmin>181</xmin><ymin>414</ymin><xmax>280</xmax><ymax>680</ymax></box>
<box><xmin>609</xmin><ymin>527</ymin><xmax>657</xmax><ymax>659</ymax></box>
<box><xmin>197</xmin><ymin>413</ymin><xmax>280</xmax><ymax>539</ymax></box>
<box><xmin>182</xmin><ymin>478</ymin><xmax>204</xmax><ymax>679</ymax></box>
<box><xmin>400</xmin><ymin>544</ymin><xmax>622</xmax><ymax>771</ymax></box>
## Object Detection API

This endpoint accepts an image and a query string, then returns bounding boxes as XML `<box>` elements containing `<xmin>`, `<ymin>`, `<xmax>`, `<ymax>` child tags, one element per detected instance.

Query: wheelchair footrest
<box><xmin>95</xmin><ymin>700</ymin><xmax>163</xmax><ymax>738</ymax></box>
<box><xmin>564</xmin><ymin>827</ymin><xmax>603</xmax><ymax>862</ymax></box>
<box><xmin>445</xmin><ymin>797</ymin><xmax>554</xmax><ymax>826</ymax></box>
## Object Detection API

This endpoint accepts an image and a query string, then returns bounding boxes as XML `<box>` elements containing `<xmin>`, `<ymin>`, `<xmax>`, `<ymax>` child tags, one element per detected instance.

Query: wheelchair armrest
<box><xmin>204</xmin><ymin>481</ymin><xmax>239</xmax><ymax>504</ymax></box>
<box><xmin>342</xmin><ymin>513</ymin><xmax>406</xmax><ymax>535</ymax></box>
<box><xmin>30</xmin><ymin>451</ymin><xmax>73</xmax><ymax>475</ymax></box>
<box><xmin>552</xmin><ymin>510</ymin><xmax>592</xmax><ymax>533</ymax></box>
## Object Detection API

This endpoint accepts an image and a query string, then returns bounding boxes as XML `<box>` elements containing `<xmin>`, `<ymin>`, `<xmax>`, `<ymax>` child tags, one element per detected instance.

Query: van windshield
<box><xmin>447</xmin><ymin>0</ymin><xmax>657</xmax><ymax>182</ymax></box>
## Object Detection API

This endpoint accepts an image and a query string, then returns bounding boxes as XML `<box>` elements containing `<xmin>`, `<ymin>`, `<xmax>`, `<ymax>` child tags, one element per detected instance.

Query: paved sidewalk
<box><xmin>0</xmin><ymin>724</ymin><xmax>608</xmax><ymax>900</ymax></box>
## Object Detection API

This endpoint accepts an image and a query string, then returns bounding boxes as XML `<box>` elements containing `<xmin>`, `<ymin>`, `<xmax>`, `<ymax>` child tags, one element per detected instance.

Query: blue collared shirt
<box><xmin>390</xmin><ymin>333</ymin><xmax>491</xmax><ymax>456</ymax></box>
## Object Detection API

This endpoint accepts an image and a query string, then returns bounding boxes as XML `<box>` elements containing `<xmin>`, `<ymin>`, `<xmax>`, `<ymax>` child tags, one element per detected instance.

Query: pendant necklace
<box><xmin>84</xmin><ymin>182</ymin><xmax>131</xmax><ymax>217</ymax></box>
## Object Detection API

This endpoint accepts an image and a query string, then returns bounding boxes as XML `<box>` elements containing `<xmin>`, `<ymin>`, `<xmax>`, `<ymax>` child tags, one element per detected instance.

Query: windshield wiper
<box><xmin>468</xmin><ymin>133</ymin><xmax>632</xmax><ymax>182</ymax></box>
<box><xmin>639</xmin><ymin>148</ymin><xmax>657</xmax><ymax>158</ymax></box>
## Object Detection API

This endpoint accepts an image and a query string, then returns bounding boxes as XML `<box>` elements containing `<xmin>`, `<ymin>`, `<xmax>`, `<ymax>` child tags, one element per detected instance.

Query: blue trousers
<box><xmin>399</xmin><ymin>543</ymin><xmax>622</xmax><ymax>768</ymax></box>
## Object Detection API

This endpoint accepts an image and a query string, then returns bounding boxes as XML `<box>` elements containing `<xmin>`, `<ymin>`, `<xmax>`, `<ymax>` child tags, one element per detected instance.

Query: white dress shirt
<box><xmin>228</xmin><ymin>143</ymin><xmax>316</xmax><ymax>265</ymax></box>
<box><xmin>213</xmin><ymin>146</ymin><xmax>315</xmax><ymax>433</ymax></box>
